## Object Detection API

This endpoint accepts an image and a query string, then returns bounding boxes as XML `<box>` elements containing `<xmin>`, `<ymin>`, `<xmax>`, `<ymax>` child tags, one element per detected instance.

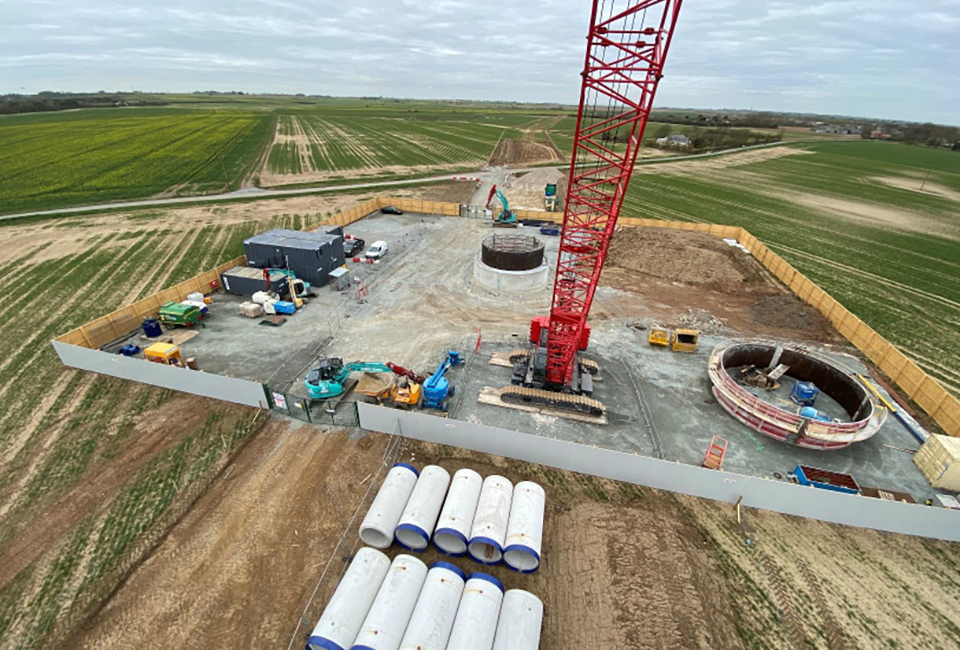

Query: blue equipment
<box><xmin>790</xmin><ymin>381</ymin><xmax>820</xmax><ymax>406</ymax></box>
<box><xmin>421</xmin><ymin>351</ymin><xmax>464</xmax><ymax>412</ymax></box>
<box><xmin>799</xmin><ymin>406</ymin><xmax>830</xmax><ymax>422</ymax></box>
<box><xmin>116</xmin><ymin>344</ymin><xmax>141</xmax><ymax>357</ymax></box>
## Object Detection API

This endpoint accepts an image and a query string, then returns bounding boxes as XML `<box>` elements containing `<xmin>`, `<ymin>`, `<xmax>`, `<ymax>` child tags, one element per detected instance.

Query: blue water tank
<box><xmin>142</xmin><ymin>318</ymin><xmax>162</xmax><ymax>338</ymax></box>
<box><xmin>791</xmin><ymin>381</ymin><xmax>819</xmax><ymax>406</ymax></box>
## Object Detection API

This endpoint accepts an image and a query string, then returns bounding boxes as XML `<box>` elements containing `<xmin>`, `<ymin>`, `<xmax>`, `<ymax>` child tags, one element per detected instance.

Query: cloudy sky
<box><xmin>1</xmin><ymin>0</ymin><xmax>958</xmax><ymax>124</ymax></box>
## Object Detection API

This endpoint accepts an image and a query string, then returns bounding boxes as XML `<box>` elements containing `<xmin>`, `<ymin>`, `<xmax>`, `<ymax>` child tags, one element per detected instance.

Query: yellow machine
<box><xmin>648</xmin><ymin>327</ymin><xmax>670</xmax><ymax>347</ymax></box>
<box><xmin>144</xmin><ymin>342</ymin><xmax>185</xmax><ymax>366</ymax></box>
<box><xmin>388</xmin><ymin>376</ymin><xmax>423</xmax><ymax>409</ymax></box>
<box><xmin>672</xmin><ymin>328</ymin><xmax>700</xmax><ymax>353</ymax></box>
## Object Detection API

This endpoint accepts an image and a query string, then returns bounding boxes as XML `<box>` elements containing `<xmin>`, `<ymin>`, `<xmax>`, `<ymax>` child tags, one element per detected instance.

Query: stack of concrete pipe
<box><xmin>308</xmin><ymin>546</ymin><xmax>544</xmax><ymax>650</ymax></box>
<box><xmin>358</xmin><ymin>464</ymin><xmax>545</xmax><ymax>573</ymax></box>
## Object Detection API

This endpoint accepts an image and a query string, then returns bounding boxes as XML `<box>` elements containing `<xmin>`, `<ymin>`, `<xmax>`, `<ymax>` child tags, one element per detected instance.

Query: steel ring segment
<box><xmin>468</xmin><ymin>572</ymin><xmax>505</xmax><ymax>593</ymax></box>
<box><xmin>503</xmin><ymin>544</ymin><xmax>541</xmax><ymax>573</ymax></box>
<box><xmin>307</xmin><ymin>637</ymin><xmax>345</xmax><ymax>650</ymax></box>
<box><xmin>467</xmin><ymin>535</ymin><xmax>504</xmax><ymax>565</ymax></box>
<box><xmin>394</xmin><ymin>523</ymin><xmax>430</xmax><ymax>551</ymax></box>
<box><xmin>433</xmin><ymin>527</ymin><xmax>469</xmax><ymax>556</ymax></box>
<box><xmin>393</xmin><ymin>462</ymin><xmax>419</xmax><ymax>477</ymax></box>
<box><xmin>430</xmin><ymin>561</ymin><xmax>468</xmax><ymax>582</ymax></box>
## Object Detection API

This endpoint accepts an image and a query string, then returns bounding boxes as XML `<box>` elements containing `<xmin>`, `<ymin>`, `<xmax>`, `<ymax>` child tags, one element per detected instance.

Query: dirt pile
<box><xmin>488</xmin><ymin>139</ymin><xmax>561</xmax><ymax>166</ymax></box>
<box><xmin>505</xmin><ymin>167</ymin><xmax>566</xmax><ymax>211</ymax></box>
<box><xmin>748</xmin><ymin>295</ymin><xmax>840</xmax><ymax>341</ymax></box>
<box><xmin>605</xmin><ymin>227</ymin><xmax>773</xmax><ymax>294</ymax></box>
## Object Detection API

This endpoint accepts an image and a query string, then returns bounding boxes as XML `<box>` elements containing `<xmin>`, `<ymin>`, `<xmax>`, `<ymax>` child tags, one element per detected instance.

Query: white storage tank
<box><xmin>395</xmin><ymin>465</ymin><xmax>451</xmax><ymax>551</ymax></box>
<box><xmin>491</xmin><ymin>589</ymin><xmax>544</xmax><ymax>650</ymax></box>
<box><xmin>360</xmin><ymin>463</ymin><xmax>420</xmax><ymax>549</ymax></box>
<box><xmin>503</xmin><ymin>481</ymin><xmax>545</xmax><ymax>573</ymax></box>
<box><xmin>399</xmin><ymin>561</ymin><xmax>467</xmax><ymax>650</ymax></box>
<box><xmin>446</xmin><ymin>572</ymin><xmax>505</xmax><ymax>650</ymax></box>
<box><xmin>308</xmin><ymin>547</ymin><xmax>391</xmax><ymax>650</ymax></box>
<box><xmin>468</xmin><ymin>475</ymin><xmax>514</xmax><ymax>565</ymax></box>
<box><xmin>352</xmin><ymin>554</ymin><xmax>428</xmax><ymax>650</ymax></box>
<box><xmin>434</xmin><ymin>468</ymin><xmax>483</xmax><ymax>557</ymax></box>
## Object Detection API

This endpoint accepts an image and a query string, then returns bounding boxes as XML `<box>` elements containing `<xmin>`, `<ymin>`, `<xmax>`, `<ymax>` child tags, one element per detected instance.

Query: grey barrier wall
<box><xmin>52</xmin><ymin>341</ymin><xmax>269</xmax><ymax>409</ymax></box>
<box><xmin>357</xmin><ymin>402</ymin><xmax>960</xmax><ymax>543</ymax></box>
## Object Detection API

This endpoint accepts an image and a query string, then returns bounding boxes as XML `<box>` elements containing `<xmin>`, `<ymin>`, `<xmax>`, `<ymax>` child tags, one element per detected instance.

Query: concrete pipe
<box><xmin>308</xmin><ymin>547</ymin><xmax>392</xmax><ymax>650</ymax></box>
<box><xmin>352</xmin><ymin>554</ymin><xmax>428</xmax><ymax>650</ymax></box>
<box><xmin>399</xmin><ymin>561</ymin><xmax>467</xmax><ymax>650</ymax></box>
<box><xmin>503</xmin><ymin>481</ymin><xmax>545</xmax><ymax>573</ymax></box>
<box><xmin>434</xmin><ymin>468</ymin><xmax>483</xmax><ymax>557</ymax></box>
<box><xmin>360</xmin><ymin>463</ymin><xmax>420</xmax><ymax>549</ymax></box>
<box><xmin>468</xmin><ymin>475</ymin><xmax>514</xmax><ymax>565</ymax></box>
<box><xmin>491</xmin><ymin>590</ymin><xmax>544</xmax><ymax>650</ymax></box>
<box><xmin>446</xmin><ymin>573</ymin><xmax>506</xmax><ymax>650</ymax></box>
<box><xmin>395</xmin><ymin>465</ymin><xmax>451</xmax><ymax>551</ymax></box>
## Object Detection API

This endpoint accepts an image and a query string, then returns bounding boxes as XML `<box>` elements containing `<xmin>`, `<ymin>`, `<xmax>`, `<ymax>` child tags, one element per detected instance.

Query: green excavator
<box><xmin>485</xmin><ymin>185</ymin><xmax>518</xmax><ymax>227</ymax></box>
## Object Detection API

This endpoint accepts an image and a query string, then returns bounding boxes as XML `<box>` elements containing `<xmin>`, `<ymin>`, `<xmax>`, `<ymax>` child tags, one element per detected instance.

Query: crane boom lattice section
<box><xmin>546</xmin><ymin>0</ymin><xmax>683</xmax><ymax>385</ymax></box>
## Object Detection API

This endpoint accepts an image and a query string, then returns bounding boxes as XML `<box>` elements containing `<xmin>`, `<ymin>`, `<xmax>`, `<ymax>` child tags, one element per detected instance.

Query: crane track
<box><xmin>500</xmin><ymin>385</ymin><xmax>606</xmax><ymax>417</ymax></box>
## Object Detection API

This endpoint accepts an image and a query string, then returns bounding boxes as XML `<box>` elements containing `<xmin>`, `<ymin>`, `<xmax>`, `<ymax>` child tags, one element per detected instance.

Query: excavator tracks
<box><xmin>509</xmin><ymin>349</ymin><xmax>599</xmax><ymax>376</ymax></box>
<box><xmin>500</xmin><ymin>385</ymin><xmax>606</xmax><ymax>417</ymax></box>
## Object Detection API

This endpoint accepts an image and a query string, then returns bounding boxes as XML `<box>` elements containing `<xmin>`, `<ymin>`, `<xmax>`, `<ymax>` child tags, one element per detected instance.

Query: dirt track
<box><xmin>72</xmin><ymin>427</ymin><xmax>960</xmax><ymax>650</ymax></box>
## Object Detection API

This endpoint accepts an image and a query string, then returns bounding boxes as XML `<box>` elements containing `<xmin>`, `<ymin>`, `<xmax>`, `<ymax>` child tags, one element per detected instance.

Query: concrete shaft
<box><xmin>446</xmin><ymin>573</ymin><xmax>506</xmax><ymax>650</ymax></box>
<box><xmin>473</xmin><ymin>258</ymin><xmax>548</xmax><ymax>294</ymax></box>
<box><xmin>395</xmin><ymin>465</ymin><xmax>451</xmax><ymax>551</ymax></box>
<box><xmin>353</xmin><ymin>554</ymin><xmax>429</xmax><ymax>650</ymax></box>
<box><xmin>434</xmin><ymin>468</ymin><xmax>483</xmax><ymax>556</ymax></box>
<box><xmin>360</xmin><ymin>463</ymin><xmax>419</xmax><ymax>549</ymax></box>
<box><xmin>503</xmin><ymin>481</ymin><xmax>545</xmax><ymax>573</ymax></box>
<box><xmin>468</xmin><ymin>475</ymin><xmax>514</xmax><ymax>565</ymax></box>
<box><xmin>308</xmin><ymin>547</ymin><xmax>391</xmax><ymax>650</ymax></box>
<box><xmin>491</xmin><ymin>589</ymin><xmax>544</xmax><ymax>650</ymax></box>
<box><xmin>399</xmin><ymin>562</ymin><xmax>467</xmax><ymax>650</ymax></box>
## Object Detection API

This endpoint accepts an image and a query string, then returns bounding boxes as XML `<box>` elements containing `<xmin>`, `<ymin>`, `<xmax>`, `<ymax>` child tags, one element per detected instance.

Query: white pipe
<box><xmin>491</xmin><ymin>590</ymin><xmax>544</xmax><ymax>650</ymax></box>
<box><xmin>360</xmin><ymin>463</ymin><xmax>420</xmax><ymax>549</ymax></box>
<box><xmin>352</xmin><ymin>554</ymin><xmax>428</xmax><ymax>650</ymax></box>
<box><xmin>308</xmin><ymin>547</ymin><xmax>391</xmax><ymax>650</ymax></box>
<box><xmin>399</xmin><ymin>562</ymin><xmax>467</xmax><ymax>650</ymax></box>
<box><xmin>446</xmin><ymin>573</ymin><xmax>505</xmax><ymax>650</ymax></box>
<box><xmin>468</xmin><ymin>475</ymin><xmax>514</xmax><ymax>565</ymax></box>
<box><xmin>503</xmin><ymin>481</ymin><xmax>545</xmax><ymax>573</ymax></box>
<box><xmin>395</xmin><ymin>465</ymin><xmax>451</xmax><ymax>551</ymax></box>
<box><xmin>434</xmin><ymin>468</ymin><xmax>483</xmax><ymax>557</ymax></box>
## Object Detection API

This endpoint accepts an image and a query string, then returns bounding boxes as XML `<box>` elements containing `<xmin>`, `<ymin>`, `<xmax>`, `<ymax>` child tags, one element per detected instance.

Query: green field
<box><xmin>0</xmin><ymin>108</ymin><xmax>274</xmax><ymax>215</ymax></box>
<box><xmin>621</xmin><ymin>141</ymin><xmax>960</xmax><ymax>394</ymax></box>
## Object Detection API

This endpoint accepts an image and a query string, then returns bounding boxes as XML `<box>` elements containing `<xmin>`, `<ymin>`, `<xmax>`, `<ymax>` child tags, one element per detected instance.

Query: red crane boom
<box><xmin>545</xmin><ymin>0</ymin><xmax>684</xmax><ymax>385</ymax></box>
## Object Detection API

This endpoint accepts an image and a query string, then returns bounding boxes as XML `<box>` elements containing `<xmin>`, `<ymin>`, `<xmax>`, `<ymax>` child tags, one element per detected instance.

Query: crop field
<box><xmin>260</xmin><ymin>112</ymin><xmax>528</xmax><ymax>185</ymax></box>
<box><xmin>622</xmin><ymin>141</ymin><xmax>960</xmax><ymax>395</ymax></box>
<box><xmin>0</xmin><ymin>108</ymin><xmax>273</xmax><ymax>215</ymax></box>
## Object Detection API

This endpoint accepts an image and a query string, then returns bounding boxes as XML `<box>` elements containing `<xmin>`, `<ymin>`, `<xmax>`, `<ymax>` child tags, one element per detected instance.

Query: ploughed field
<box><xmin>621</xmin><ymin>141</ymin><xmax>960</xmax><ymax>397</ymax></box>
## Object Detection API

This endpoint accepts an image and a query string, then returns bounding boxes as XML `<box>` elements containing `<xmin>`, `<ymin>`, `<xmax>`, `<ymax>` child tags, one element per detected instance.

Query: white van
<box><xmin>365</xmin><ymin>240</ymin><xmax>388</xmax><ymax>259</ymax></box>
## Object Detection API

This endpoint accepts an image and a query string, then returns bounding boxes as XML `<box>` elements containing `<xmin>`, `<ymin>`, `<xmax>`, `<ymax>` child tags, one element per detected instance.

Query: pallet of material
<box><xmin>913</xmin><ymin>434</ymin><xmax>960</xmax><ymax>491</ymax></box>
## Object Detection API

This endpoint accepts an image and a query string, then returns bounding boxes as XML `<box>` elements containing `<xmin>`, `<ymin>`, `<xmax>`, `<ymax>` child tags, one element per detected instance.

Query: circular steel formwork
<box><xmin>707</xmin><ymin>340</ymin><xmax>887</xmax><ymax>450</ymax></box>
<box><xmin>481</xmin><ymin>235</ymin><xmax>545</xmax><ymax>271</ymax></box>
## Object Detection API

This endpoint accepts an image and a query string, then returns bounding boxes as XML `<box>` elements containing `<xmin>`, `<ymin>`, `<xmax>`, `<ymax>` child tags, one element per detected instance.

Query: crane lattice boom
<box><xmin>545</xmin><ymin>0</ymin><xmax>684</xmax><ymax>385</ymax></box>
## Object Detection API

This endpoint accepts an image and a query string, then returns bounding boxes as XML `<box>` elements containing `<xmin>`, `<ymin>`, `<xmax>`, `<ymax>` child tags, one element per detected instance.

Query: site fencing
<box><xmin>53</xmin><ymin>196</ymin><xmax>959</xmax><ymax>437</ymax></box>
<box><xmin>263</xmin><ymin>385</ymin><xmax>360</xmax><ymax>427</ymax></box>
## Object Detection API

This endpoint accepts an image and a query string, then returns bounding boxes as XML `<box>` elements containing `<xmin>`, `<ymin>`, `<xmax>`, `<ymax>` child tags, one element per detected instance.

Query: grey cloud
<box><xmin>0</xmin><ymin>0</ymin><xmax>956</xmax><ymax>123</ymax></box>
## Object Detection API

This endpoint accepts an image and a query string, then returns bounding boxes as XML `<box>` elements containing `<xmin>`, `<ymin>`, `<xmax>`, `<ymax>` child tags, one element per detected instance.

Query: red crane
<box><xmin>504</xmin><ymin>0</ymin><xmax>684</xmax><ymax>415</ymax></box>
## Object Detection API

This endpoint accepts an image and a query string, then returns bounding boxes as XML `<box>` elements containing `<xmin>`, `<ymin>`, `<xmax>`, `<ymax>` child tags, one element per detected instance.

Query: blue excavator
<box><xmin>486</xmin><ymin>185</ymin><xmax>518</xmax><ymax>228</ymax></box>
<box><xmin>421</xmin><ymin>351</ymin><xmax>464</xmax><ymax>412</ymax></box>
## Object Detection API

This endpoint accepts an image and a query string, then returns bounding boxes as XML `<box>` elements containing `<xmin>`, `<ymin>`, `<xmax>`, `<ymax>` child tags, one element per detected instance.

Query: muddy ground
<box><xmin>74</xmin><ymin>426</ymin><xmax>960</xmax><ymax>650</ymax></box>
<box><xmin>603</xmin><ymin>227</ymin><xmax>844</xmax><ymax>343</ymax></box>
<box><xmin>488</xmin><ymin>138</ymin><xmax>561</xmax><ymax>167</ymax></box>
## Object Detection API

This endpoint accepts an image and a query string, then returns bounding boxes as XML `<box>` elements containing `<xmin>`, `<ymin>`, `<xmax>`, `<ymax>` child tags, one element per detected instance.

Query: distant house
<box><xmin>656</xmin><ymin>134</ymin><xmax>691</xmax><ymax>149</ymax></box>
<box><xmin>813</xmin><ymin>124</ymin><xmax>861</xmax><ymax>136</ymax></box>
<box><xmin>870</xmin><ymin>129</ymin><xmax>893</xmax><ymax>140</ymax></box>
